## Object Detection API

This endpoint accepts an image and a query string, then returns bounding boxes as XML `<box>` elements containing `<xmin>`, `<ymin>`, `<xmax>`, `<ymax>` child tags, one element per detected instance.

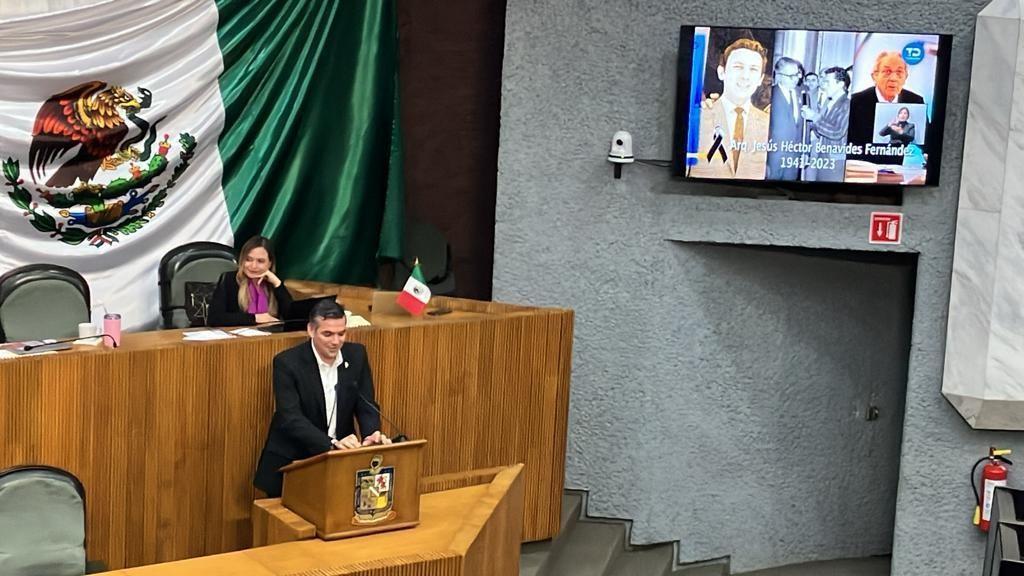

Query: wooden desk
<box><xmin>0</xmin><ymin>286</ymin><xmax>571</xmax><ymax>570</ymax></box>
<box><xmin>105</xmin><ymin>465</ymin><xmax>525</xmax><ymax>576</ymax></box>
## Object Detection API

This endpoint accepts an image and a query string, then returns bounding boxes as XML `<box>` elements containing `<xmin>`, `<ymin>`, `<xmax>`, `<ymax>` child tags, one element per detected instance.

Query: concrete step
<box><xmin>675</xmin><ymin>559</ymin><xmax>729</xmax><ymax>576</ymax></box>
<box><xmin>520</xmin><ymin>492</ymin><xmax>583</xmax><ymax>576</ymax></box>
<box><xmin>733</xmin><ymin>556</ymin><xmax>890</xmax><ymax>576</ymax></box>
<box><xmin>544</xmin><ymin>520</ymin><xmax>625</xmax><ymax>576</ymax></box>
<box><xmin>606</xmin><ymin>544</ymin><xmax>673</xmax><ymax>576</ymax></box>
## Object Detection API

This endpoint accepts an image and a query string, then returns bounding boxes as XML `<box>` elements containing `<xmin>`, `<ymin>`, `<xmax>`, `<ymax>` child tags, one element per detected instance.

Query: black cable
<box><xmin>634</xmin><ymin>158</ymin><xmax>672</xmax><ymax>168</ymax></box>
<box><xmin>971</xmin><ymin>457</ymin><xmax>987</xmax><ymax>506</ymax></box>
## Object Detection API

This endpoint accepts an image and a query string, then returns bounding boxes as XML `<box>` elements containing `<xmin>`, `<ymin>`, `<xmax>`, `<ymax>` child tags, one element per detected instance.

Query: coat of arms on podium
<box><xmin>352</xmin><ymin>454</ymin><xmax>397</xmax><ymax>525</ymax></box>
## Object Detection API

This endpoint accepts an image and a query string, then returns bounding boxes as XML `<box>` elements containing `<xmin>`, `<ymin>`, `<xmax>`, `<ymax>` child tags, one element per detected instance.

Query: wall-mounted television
<box><xmin>672</xmin><ymin>26</ymin><xmax>952</xmax><ymax>187</ymax></box>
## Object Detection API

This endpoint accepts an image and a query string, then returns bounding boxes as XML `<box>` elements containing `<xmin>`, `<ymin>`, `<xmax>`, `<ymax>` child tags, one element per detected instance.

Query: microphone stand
<box><xmin>338</xmin><ymin>381</ymin><xmax>409</xmax><ymax>443</ymax></box>
<box><xmin>21</xmin><ymin>334</ymin><xmax>118</xmax><ymax>352</ymax></box>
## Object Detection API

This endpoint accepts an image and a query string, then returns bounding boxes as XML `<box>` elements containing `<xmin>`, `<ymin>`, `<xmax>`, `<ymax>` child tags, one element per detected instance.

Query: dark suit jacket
<box><xmin>767</xmin><ymin>85</ymin><xmax>804</xmax><ymax>180</ymax></box>
<box><xmin>878</xmin><ymin>121</ymin><xmax>916</xmax><ymax>146</ymax></box>
<box><xmin>808</xmin><ymin>93</ymin><xmax>851</xmax><ymax>182</ymax></box>
<box><xmin>208</xmin><ymin>271</ymin><xmax>293</xmax><ymax>327</ymax></box>
<box><xmin>253</xmin><ymin>341</ymin><xmax>381</xmax><ymax>496</ymax></box>
<box><xmin>848</xmin><ymin>86</ymin><xmax>923</xmax><ymax>149</ymax></box>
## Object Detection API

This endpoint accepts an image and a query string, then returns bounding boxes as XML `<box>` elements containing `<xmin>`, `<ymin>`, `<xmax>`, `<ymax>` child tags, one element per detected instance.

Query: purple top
<box><xmin>246</xmin><ymin>280</ymin><xmax>270</xmax><ymax>314</ymax></box>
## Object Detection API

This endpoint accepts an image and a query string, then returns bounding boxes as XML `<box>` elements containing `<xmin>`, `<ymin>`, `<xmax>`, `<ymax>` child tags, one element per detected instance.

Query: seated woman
<box><xmin>208</xmin><ymin>235</ymin><xmax>293</xmax><ymax>326</ymax></box>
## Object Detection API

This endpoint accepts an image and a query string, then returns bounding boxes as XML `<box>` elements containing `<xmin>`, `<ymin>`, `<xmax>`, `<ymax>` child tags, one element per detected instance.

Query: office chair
<box><xmin>0</xmin><ymin>264</ymin><xmax>90</xmax><ymax>343</ymax></box>
<box><xmin>392</xmin><ymin>220</ymin><xmax>456</xmax><ymax>295</ymax></box>
<box><xmin>0</xmin><ymin>465</ymin><xmax>87</xmax><ymax>576</ymax></box>
<box><xmin>158</xmin><ymin>241</ymin><xmax>236</xmax><ymax>328</ymax></box>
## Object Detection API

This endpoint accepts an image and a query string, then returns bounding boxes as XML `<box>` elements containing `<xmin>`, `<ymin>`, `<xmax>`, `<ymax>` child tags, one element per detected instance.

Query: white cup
<box><xmin>78</xmin><ymin>322</ymin><xmax>99</xmax><ymax>339</ymax></box>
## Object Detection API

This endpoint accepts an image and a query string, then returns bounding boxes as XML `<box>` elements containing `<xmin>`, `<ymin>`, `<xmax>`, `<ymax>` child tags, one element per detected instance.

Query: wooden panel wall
<box><xmin>0</xmin><ymin>301</ymin><xmax>571</xmax><ymax>569</ymax></box>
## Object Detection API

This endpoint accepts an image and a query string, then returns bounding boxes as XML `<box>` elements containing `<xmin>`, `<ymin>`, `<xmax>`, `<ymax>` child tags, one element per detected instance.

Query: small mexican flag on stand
<box><xmin>396</xmin><ymin>259</ymin><xmax>431</xmax><ymax>315</ymax></box>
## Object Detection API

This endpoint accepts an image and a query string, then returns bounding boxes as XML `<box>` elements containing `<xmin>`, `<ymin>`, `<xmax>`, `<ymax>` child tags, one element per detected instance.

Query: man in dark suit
<box><xmin>767</xmin><ymin>57</ymin><xmax>806</xmax><ymax>180</ymax></box>
<box><xmin>848</xmin><ymin>51</ymin><xmax>924</xmax><ymax>157</ymax></box>
<box><xmin>254</xmin><ymin>299</ymin><xmax>390</xmax><ymax>497</ymax></box>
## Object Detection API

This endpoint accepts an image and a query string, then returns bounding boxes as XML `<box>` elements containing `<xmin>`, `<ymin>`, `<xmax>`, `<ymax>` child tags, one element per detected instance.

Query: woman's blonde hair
<box><xmin>236</xmin><ymin>235</ymin><xmax>279</xmax><ymax>316</ymax></box>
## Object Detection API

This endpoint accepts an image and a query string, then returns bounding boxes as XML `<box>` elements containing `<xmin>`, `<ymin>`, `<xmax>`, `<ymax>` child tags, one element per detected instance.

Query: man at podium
<box><xmin>254</xmin><ymin>299</ymin><xmax>391</xmax><ymax>497</ymax></box>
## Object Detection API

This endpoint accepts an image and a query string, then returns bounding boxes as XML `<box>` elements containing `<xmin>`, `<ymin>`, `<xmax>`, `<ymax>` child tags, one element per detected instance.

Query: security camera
<box><xmin>608</xmin><ymin>131</ymin><xmax>634</xmax><ymax>164</ymax></box>
<box><xmin>608</xmin><ymin>130</ymin><xmax>633</xmax><ymax>179</ymax></box>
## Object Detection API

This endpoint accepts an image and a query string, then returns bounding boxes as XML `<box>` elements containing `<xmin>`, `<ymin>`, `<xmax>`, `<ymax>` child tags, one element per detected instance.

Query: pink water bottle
<box><xmin>103</xmin><ymin>313</ymin><xmax>122</xmax><ymax>348</ymax></box>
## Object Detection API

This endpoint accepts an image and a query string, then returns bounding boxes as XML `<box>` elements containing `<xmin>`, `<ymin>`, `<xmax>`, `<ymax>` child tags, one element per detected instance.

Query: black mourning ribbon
<box><xmin>706</xmin><ymin>127</ymin><xmax>728</xmax><ymax>163</ymax></box>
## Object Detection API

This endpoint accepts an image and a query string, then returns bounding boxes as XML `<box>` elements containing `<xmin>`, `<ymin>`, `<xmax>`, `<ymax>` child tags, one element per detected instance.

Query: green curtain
<box><xmin>215</xmin><ymin>0</ymin><xmax>404</xmax><ymax>285</ymax></box>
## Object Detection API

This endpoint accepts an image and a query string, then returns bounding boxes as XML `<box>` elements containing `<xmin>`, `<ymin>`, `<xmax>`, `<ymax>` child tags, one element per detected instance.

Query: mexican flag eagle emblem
<box><xmin>3</xmin><ymin>81</ymin><xmax>195</xmax><ymax>247</ymax></box>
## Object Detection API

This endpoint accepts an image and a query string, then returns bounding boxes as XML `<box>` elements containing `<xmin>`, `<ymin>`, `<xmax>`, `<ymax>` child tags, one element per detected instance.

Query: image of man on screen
<box><xmin>767</xmin><ymin>57</ymin><xmax>806</xmax><ymax>180</ymax></box>
<box><xmin>691</xmin><ymin>37</ymin><xmax>770</xmax><ymax>180</ymax></box>
<box><xmin>800</xmin><ymin>66</ymin><xmax>851</xmax><ymax>182</ymax></box>
<box><xmin>803</xmin><ymin>73</ymin><xmax>823</xmax><ymax>112</ymax></box>
<box><xmin>848</xmin><ymin>51</ymin><xmax>923</xmax><ymax>152</ymax></box>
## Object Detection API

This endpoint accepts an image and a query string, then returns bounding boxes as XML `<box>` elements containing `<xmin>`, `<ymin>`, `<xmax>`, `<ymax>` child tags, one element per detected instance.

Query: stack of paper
<box><xmin>844</xmin><ymin>160</ymin><xmax>877</xmax><ymax>183</ymax></box>
<box><xmin>230</xmin><ymin>328</ymin><xmax>270</xmax><ymax>337</ymax></box>
<box><xmin>182</xmin><ymin>329</ymin><xmax>237</xmax><ymax>342</ymax></box>
<box><xmin>347</xmin><ymin>313</ymin><xmax>371</xmax><ymax>328</ymax></box>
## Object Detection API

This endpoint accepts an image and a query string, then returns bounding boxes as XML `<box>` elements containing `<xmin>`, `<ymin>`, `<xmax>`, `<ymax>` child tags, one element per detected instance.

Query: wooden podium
<box><xmin>278</xmin><ymin>439</ymin><xmax>426</xmax><ymax>540</ymax></box>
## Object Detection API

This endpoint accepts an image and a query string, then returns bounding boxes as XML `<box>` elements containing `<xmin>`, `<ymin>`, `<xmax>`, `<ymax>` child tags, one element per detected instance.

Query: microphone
<box><xmin>21</xmin><ymin>334</ymin><xmax>118</xmax><ymax>352</ymax></box>
<box><xmin>338</xmin><ymin>381</ymin><xmax>409</xmax><ymax>443</ymax></box>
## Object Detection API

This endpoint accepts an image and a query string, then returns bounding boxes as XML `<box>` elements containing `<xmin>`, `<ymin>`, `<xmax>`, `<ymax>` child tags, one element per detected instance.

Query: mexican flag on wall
<box><xmin>0</xmin><ymin>0</ymin><xmax>403</xmax><ymax>331</ymax></box>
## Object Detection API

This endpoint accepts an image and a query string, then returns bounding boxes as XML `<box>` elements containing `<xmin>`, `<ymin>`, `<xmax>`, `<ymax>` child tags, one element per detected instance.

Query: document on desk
<box><xmin>182</xmin><ymin>329</ymin><xmax>237</xmax><ymax>341</ymax></box>
<box><xmin>1</xmin><ymin>339</ymin><xmax>72</xmax><ymax>355</ymax></box>
<box><xmin>347</xmin><ymin>313</ymin><xmax>371</xmax><ymax>328</ymax></box>
<box><xmin>0</xmin><ymin>349</ymin><xmax>59</xmax><ymax>360</ymax></box>
<box><xmin>229</xmin><ymin>328</ymin><xmax>270</xmax><ymax>337</ymax></box>
<box><xmin>0</xmin><ymin>341</ymin><xmax>62</xmax><ymax>359</ymax></box>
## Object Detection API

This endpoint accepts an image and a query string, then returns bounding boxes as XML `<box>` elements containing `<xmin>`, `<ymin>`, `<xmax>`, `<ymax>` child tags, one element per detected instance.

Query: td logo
<box><xmin>902</xmin><ymin>41</ymin><xmax>925</xmax><ymax>65</ymax></box>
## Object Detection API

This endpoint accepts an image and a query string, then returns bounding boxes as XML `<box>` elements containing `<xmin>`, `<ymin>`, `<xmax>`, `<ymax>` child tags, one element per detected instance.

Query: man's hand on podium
<box><xmin>332</xmin><ymin>434</ymin><xmax>361</xmax><ymax>450</ymax></box>
<box><xmin>361</xmin><ymin>431</ymin><xmax>392</xmax><ymax>446</ymax></box>
<box><xmin>330</xmin><ymin>431</ymin><xmax>391</xmax><ymax>451</ymax></box>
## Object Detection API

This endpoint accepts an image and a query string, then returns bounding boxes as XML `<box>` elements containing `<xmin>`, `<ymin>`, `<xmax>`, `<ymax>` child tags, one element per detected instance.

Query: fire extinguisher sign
<box><xmin>869</xmin><ymin>212</ymin><xmax>903</xmax><ymax>245</ymax></box>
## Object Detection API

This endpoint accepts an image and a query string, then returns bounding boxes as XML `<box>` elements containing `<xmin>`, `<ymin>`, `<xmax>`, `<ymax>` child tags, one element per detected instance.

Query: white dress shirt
<box><xmin>780</xmin><ymin>88</ymin><xmax>798</xmax><ymax>119</ymax></box>
<box><xmin>310</xmin><ymin>342</ymin><xmax>344</xmax><ymax>440</ymax></box>
<box><xmin>720</xmin><ymin>96</ymin><xmax>751</xmax><ymax>142</ymax></box>
<box><xmin>875</xmin><ymin>87</ymin><xmax>897</xmax><ymax>103</ymax></box>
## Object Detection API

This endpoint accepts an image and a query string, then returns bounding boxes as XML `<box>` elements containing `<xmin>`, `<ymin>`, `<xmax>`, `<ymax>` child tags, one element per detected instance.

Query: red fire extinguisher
<box><xmin>972</xmin><ymin>447</ymin><xmax>1013</xmax><ymax>532</ymax></box>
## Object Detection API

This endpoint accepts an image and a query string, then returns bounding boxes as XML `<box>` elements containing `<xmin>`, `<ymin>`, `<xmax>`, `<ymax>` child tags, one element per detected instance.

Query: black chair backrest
<box><xmin>403</xmin><ymin>221</ymin><xmax>451</xmax><ymax>284</ymax></box>
<box><xmin>0</xmin><ymin>465</ymin><xmax>85</xmax><ymax>500</ymax></box>
<box><xmin>0</xmin><ymin>264</ymin><xmax>90</xmax><ymax>343</ymax></box>
<box><xmin>390</xmin><ymin>220</ymin><xmax>456</xmax><ymax>295</ymax></box>
<box><xmin>158</xmin><ymin>242</ymin><xmax>236</xmax><ymax>328</ymax></box>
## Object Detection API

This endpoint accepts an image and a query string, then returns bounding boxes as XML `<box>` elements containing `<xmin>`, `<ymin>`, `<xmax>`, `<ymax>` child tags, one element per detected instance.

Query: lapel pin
<box><xmin>344</xmin><ymin>361</ymin><xmax>349</xmax><ymax>369</ymax></box>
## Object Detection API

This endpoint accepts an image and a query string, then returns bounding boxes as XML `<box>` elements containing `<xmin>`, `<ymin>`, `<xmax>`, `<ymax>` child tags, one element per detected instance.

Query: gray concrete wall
<box><xmin>494</xmin><ymin>1</ymin><xmax>1024</xmax><ymax>574</ymax></box>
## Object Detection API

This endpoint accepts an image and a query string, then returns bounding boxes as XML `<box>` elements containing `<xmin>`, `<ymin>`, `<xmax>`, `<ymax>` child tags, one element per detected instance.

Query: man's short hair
<box><xmin>774</xmin><ymin>56</ymin><xmax>804</xmax><ymax>76</ymax></box>
<box><xmin>719</xmin><ymin>37</ymin><xmax>768</xmax><ymax>70</ymax></box>
<box><xmin>873</xmin><ymin>51</ymin><xmax>908</xmax><ymax>74</ymax></box>
<box><xmin>822</xmin><ymin>66</ymin><xmax>852</xmax><ymax>90</ymax></box>
<box><xmin>309</xmin><ymin>299</ymin><xmax>346</xmax><ymax>325</ymax></box>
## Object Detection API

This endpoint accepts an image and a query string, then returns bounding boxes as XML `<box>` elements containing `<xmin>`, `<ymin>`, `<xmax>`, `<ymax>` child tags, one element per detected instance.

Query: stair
<box><xmin>520</xmin><ymin>491</ymin><xmax>727</xmax><ymax>576</ymax></box>
<box><xmin>519</xmin><ymin>492</ymin><xmax>888</xmax><ymax>576</ymax></box>
<box><xmin>520</xmin><ymin>492</ymin><xmax>583</xmax><ymax>576</ymax></box>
